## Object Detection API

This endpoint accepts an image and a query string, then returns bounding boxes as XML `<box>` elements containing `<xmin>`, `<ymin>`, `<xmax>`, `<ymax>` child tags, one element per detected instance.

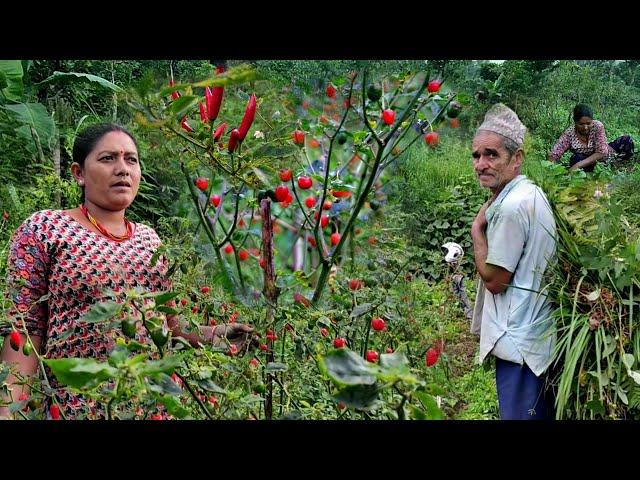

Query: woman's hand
<box><xmin>208</xmin><ymin>323</ymin><xmax>255</xmax><ymax>352</ymax></box>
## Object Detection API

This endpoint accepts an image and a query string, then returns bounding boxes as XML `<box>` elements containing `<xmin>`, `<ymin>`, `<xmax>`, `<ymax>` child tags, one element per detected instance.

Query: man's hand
<box><xmin>472</xmin><ymin>201</ymin><xmax>491</xmax><ymax>232</ymax></box>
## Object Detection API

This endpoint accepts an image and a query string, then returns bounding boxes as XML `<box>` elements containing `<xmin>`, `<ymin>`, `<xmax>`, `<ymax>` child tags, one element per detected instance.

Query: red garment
<box><xmin>549</xmin><ymin>120</ymin><xmax>615</xmax><ymax>162</ymax></box>
<box><xmin>2</xmin><ymin>210</ymin><xmax>172</xmax><ymax>419</ymax></box>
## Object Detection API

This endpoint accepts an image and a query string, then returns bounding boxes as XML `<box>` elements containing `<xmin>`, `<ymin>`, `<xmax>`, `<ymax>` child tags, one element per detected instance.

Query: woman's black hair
<box><xmin>72</xmin><ymin>123</ymin><xmax>138</xmax><ymax>167</ymax></box>
<box><xmin>72</xmin><ymin>123</ymin><xmax>138</xmax><ymax>202</ymax></box>
<box><xmin>572</xmin><ymin>104</ymin><xmax>593</xmax><ymax>122</ymax></box>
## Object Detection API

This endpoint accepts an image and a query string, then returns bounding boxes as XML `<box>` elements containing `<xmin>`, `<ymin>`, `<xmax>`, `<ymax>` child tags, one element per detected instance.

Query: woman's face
<box><xmin>73</xmin><ymin>131</ymin><xmax>141</xmax><ymax>211</ymax></box>
<box><xmin>575</xmin><ymin>116</ymin><xmax>593</xmax><ymax>136</ymax></box>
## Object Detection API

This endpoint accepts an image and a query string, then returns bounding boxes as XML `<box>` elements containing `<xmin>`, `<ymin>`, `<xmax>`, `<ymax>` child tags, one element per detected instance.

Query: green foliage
<box><xmin>389</xmin><ymin>137</ymin><xmax>486</xmax><ymax>280</ymax></box>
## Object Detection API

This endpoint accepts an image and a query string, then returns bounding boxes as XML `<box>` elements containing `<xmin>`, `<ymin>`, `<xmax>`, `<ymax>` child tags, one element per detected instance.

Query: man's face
<box><xmin>472</xmin><ymin>131</ymin><xmax>522</xmax><ymax>193</ymax></box>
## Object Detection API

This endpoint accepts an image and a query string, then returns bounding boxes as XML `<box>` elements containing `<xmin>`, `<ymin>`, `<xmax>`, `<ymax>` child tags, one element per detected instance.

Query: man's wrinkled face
<box><xmin>472</xmin><ymin>131</ymin><xmax>521</xmax><ymax>193</ymax></box>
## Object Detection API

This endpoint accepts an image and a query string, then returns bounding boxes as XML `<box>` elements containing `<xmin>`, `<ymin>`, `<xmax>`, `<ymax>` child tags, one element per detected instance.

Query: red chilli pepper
<box><xmin>180</xmin><ymin>116</ymin><xmax>193</xmax><ymax>133</ymax></box>
<box><xmin>213</xmin><ymin>122</ymin><xmax>227</xmax><ymax>142</ymax></box>
<box><xmin>169</xmin><ymin>79</ymin><xmax>180</xmax><ymax>100</ymax></box>
<box><xmin>227</xmin><ymin>128</ymin><xmax>241</xmax><ymax>153</ymax></box>
<box><xmin>237</xmin><ymin>93</ymin><xmax>257</xmax><ymax>141</ymax></box>
<box><xmin>199</xmin><ymin>102</ymin><xmax>208</xmax><ymax>124</ymax></box>
<box><xmin>206</xmin><ymin>86</ymin><xmax>224</xmax><ymax>122</ymax></box>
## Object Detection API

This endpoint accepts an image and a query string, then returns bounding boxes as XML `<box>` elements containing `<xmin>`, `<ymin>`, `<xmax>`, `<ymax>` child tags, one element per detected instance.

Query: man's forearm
<box><xmin>471</xmin><ymin>225</ymin><xmax>510</xmax><ymax>294</ymax></box>
<box><xmin>471</xmin><ymin>224</ymin><xmax>491</xmax><ymax>281</ymax></box>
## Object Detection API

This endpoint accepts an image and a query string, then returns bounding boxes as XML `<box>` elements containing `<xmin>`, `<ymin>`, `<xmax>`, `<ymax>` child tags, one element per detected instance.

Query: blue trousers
<box><xmin>495</xmin><ymin>358</ymin><xmax>555</xmax><ymax>420</ymax></box>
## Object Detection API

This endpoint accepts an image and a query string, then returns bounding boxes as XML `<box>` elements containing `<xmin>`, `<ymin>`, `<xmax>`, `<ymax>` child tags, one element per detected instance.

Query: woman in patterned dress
<box><xmin>549</xmin><ymin>103</ymin><xmax>634</xmax><ymax>172</ymax></box>
<box><xmin>0</xmin><ymin>123</ymin><xmax>253</xmax><ymax>419</ymax></box>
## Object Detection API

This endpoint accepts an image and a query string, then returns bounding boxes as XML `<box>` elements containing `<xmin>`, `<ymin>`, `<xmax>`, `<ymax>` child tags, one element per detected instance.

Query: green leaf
<box><xmin>250</xmin><ymin>167</ymin><xmax>271</xmax><ymax>187</ymax></box>
<box><xmin>379</xmin><ymin>351</ymin><xmax>408</xmax><ymax>369</ymax></box>
<box><xmin>43</xmin><ymin>358</ymin><xmax>117</xmax><ymax>390</ymax></box>
<box><xmin>622</xmin><ymin>353</ymin><xmax>635</xmax><ymax>370</ymax></box>
<box><xmin>0</xmin><ymin>60</ymin><xmax>24</xmax><ymax>101</ymax></box>
<box><xmin>192</xmin><ymin>64</ymin><xmax>259</xmax><ymax>88</ymax></box>
<box><xmin>151</xmin><ymin>291</ymin><xmax>181</xmax><ymax>306</ymax></box>
<box><xmin>628</xmin><ymin>370</ymin><xmax>640</xmax><ymax>385</ymax></box>
<box><xmin>147</xmin><ymin>373</ymin><xmax>182</xmax><ymax>396</ymax></box>
<box><xmin>320</xmin><ymin>349</ymin><xmax>377</xmax><ymax>387</ymax></box>
<box><xmin>3</xmin><ymin>102</ymin><xmax>55</xmax><ymax>149</ymax></box>
<box><xmin>350</xmin><ymin>303</ymin><xmax>373</xmax><ymax>318</ymax></box>
<box><xmin>107</xmin><ymin>346</ymin><xmax>129</xmax><ymax>367</ymax></box>
<box><xmin>197</xmin><ymin>379</ymin><xmax>227</xmax><ymax>394</ymax></box>
<box><xmin>615</xmin><ymin>384</ymin><xmax>629</xmax><ymax>405</ymax></box>
<box><xmin>156</xmin><ymin>306</ymin><xmax>180</xmax><ymax>315</ymax></box>
<box><xmin>408</xmin><ymin>405</ymin><xmax>428</xmax><ymax>420</ymax></box>
<box><xmin>413</xmin><ymin>391</ymin><xmax>444</xmax><ymax>420</ymax></box>
<box><xmin>265</xmin><ymin>362</ymin><xmax>289</xmax><ymax>373</ymax></box>
<box><xmin>423</xmin><ymin>383</ymin><xmax>447</xmax><ymax>397</ymax></box>
<box><xmin>138</xmin><ymin>355</ymin><xmax>183</xmax><ymax>376</ymax></box>
<box><xmin>158</xmin><ymin>395</ymin><xmax>191</xmax><ymax>419</ymax></box>
<box><xmin>83</xmin><ymin>300</ymin><xmax>122</xmax><ymax>323</ymax></box>
<box><xmin>334</xmin><ymin>384</ymin><xmax>382</xmax><ymax>411</ymax></box>
<box><xmin>585</xmin><ymin>399</ymin><xmax>605</xmax><ymax>416</ymax></box>
<box><xmin>168</xmin><ymin>95</ymin><xmax>198</xmax><ymax>119</ymax></box>
<box><xmin>36</xmin><ymin>71</ymin><xmax>123</xmax><ymax>92</ymax></box>
<box><xmin>253</xmin><ymin>144</ymin><xmax>298</xmax><ymax>158</ymax></box>
<box><xmin>602</xmin><ymin>336</ymin><xmax>616</xmax><ymax>358</ymax></box>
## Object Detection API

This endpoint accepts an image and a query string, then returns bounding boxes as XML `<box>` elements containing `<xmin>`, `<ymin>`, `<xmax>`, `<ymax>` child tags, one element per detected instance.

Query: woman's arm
<box><xmin>166</xmin><ymin>314</ymin><xmax>253</xmax><ymax>349</ymax></box>
<box><xmin>569</xmin><ymin>151</ymin><xmax>604</xmax><ymax>171</ymax></box>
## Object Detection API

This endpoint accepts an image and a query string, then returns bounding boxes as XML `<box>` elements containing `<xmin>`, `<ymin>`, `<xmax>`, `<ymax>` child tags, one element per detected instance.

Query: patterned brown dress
<box><xmin>1</xmin><ymin>209</ymin><xmax>172</xmax><ymax>419</ymax></box>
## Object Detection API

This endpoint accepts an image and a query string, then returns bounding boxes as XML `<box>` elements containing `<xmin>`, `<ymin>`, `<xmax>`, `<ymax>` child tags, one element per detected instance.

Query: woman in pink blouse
<box><xmin>549</xmin><ymin>104</ymin><xmax>634</xmax><ymax>172</ymax></box>
<box><xmin>0</xmin><ymin>123</ymin><xmax>253</xmax><ymax>419</ymax></box>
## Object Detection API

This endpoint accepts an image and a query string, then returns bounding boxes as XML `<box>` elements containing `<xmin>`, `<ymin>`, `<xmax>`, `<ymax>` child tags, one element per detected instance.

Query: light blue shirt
<box><xmin>478</xmin><ymin>175</ymin><xmax>557</xmax><ymax>377</ymax></box>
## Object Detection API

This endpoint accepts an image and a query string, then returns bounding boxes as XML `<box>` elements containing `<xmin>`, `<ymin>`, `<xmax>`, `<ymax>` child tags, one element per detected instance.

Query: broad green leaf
<box><xmin>147</xmin><ymin>373</ymin><xmax>182</xmax><ymax>396</ymax></box>
<box><xmin>139</xmin><ymin>355</ymin><xmax>183</xmax><ymax>376</ymax></box>
<box><xmin>250</xmin><ymin>167</ymin><xmax>271</xmax><ymax>187</ymax></box>
<box><xmin>168</xmin><ymin>95</ymin><xmax>198</xmax><ymax>118</ymax></box>
<box><xmin>3</xmin><ymin>102</ymin><xmax>55</xmax><ymax>149</ymax></box>
<box><xmin>0</xmin><ymin>60</ymin><xmax>24</xmax><ymax>101</ymax></box>
<box><xmin>107</xmin><ymin>346</ymin><xmax>129</xmax><ymax>367</ymax></box>
<box><xmin>408</xmin><ymin>405</ymin><xmax>428</xmax><ymax>420</ymax></box>
<box><xmin>585</xmin><ymin>399</ymin><xmax>605</xmax><ymax>416</ymax></box>
<box><xmin>36</xmin><ymin>71</ymin><xmax>123</xmax><ymax>92</ymax></box>
<box><xmin>622</xmin><ymin>353</ymin><xmax>635</xmax><ymax>370</ymax></box>
<box><xmin>265</xmin><ymin>362</ymin><xmax>288</xmax><ymax>373</ymax></box>
<box><xmin>156</xmin><ymin>306</ymin><xmax>180</xmax><ymax>315</ymax></box>
<box><xmin>423</xmin><ymin>383</ymin><xmax>447</xmax><ymax>397</ymax></box>
<box><xmin>83</xmin><ymin>300</ymin><xmax>122</xmax><ymax>323</ymax></box>
<box><xmin>197</xmin><ymin>379</ymin><xmax>226</xmax><ymax>394</ymax></box>
<box><xmin>158</xmin><ymin>395</ymin><xmax>191</xmax><ymax>418</ymax></box>
<box><xmin>44</xmin><ymin>358</ymin><xmax>117</xmax><ymax>390</ymax></box>
<box><xmin>192</xmin><ymin>65</ymin><xmax>259</xmax><ymax>88</ymax></box>
<box><xmin>413</xmin><ymin>391</ymin><xmax>444</xmax><ymax>420</ymax></box>
<box><xmin>334</xmin><ymin>384</ymin><xmax>382</xmax><ymax>410</ymax></box>
<box><xmin>320</xmin><ymin>349</ymin><xmax>377</xmax><ymax>386</ymax></box>
<box><xmin>602</xmin><ymin>336</ymin><xmax>616</xmax><ymax>358</ymax></box>
<box><xmin>627</xmin><ymin>370</ymin><xmax>640</xmax><ymax>385</ymax></box>
<box><xmin>350</xmin><ymin>303</ymin><xmax>373</xmax><ymax>318</ymax></box>
<box><xmin>151</xmin><ymin>291</ymin><xmax>181</xmax><ymax>306</ymax></box>
<box><xmin>379</xmin><ymin>352</ymin><xmax>408</xmax><ymax>369</ymax></box>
